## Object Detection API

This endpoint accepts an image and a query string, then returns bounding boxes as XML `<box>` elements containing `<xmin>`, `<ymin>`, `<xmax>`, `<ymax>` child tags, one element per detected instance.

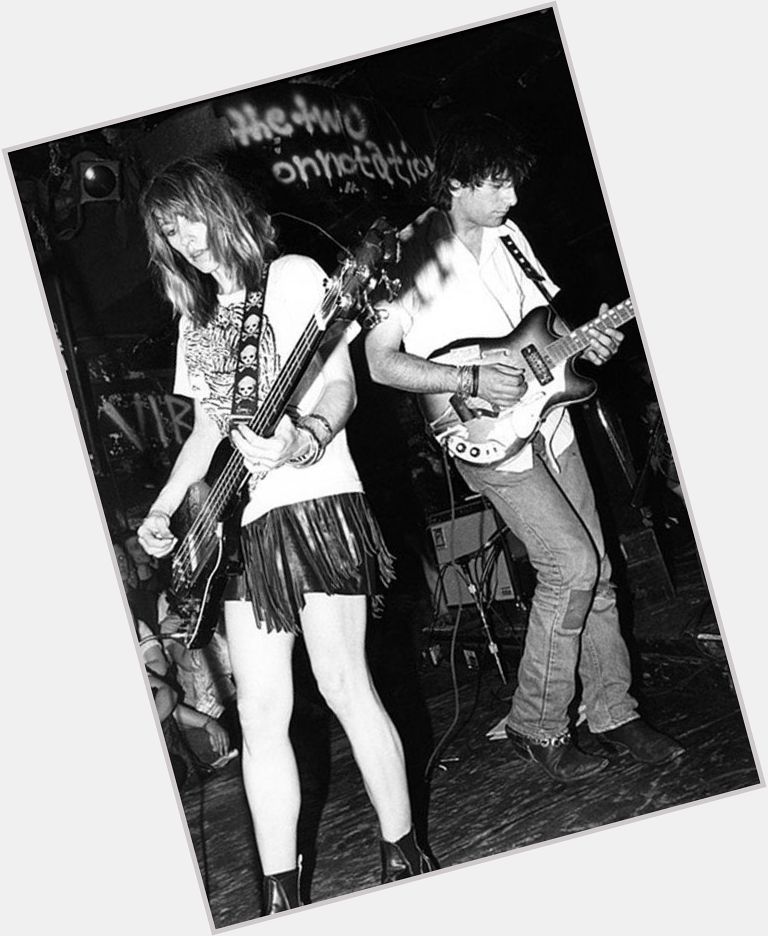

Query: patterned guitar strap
<box><xmin>230</xmin><ymin>263</ymin><xmax>273</xmax><ymax>426</ymax></box>
<box><xmin>230</xmin><ymin>265</ymin><xmax>281</xmax><ymax>498</ymax></box>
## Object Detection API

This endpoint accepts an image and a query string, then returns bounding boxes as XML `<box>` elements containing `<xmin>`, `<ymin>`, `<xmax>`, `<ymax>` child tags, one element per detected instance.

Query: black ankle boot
<box><xmin>380</xmin><ymin>827</ymin><xmax>435</xmax><ymax>884</ymax></box>
<box><xmin>505</xmin><ymin>726</ymin><xmax>608</xmax><ymax>782</ymax></box>
<box><xmin>261</xmin><ymin>867</ymin><xmax>300</xmax><ymax>915</ymax></box>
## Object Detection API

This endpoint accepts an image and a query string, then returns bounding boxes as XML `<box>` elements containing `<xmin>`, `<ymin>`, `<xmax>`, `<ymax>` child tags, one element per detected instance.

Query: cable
<box><xmin>272</xmin><ymin>211</ymin><xmax>351</xmax><ymax>256</ymax></box>
<box><xmin>422</xmin><ymin>443</ymin><xmax>508</xmax><ymax>778</ymax></box>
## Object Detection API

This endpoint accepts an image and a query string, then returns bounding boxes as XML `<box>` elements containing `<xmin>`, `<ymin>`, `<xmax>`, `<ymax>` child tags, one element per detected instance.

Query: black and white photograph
<box><xmin>3</xmin><ymin>2</ymin><xmax>765</xmax><ymax>934</ymax></box>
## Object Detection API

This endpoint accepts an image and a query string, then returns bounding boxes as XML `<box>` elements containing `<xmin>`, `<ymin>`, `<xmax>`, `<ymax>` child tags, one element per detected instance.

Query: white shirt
<box><xmin>383</xmin><ymin>208</ymin><xmax>574</xmax><ymax>471</ymax></box>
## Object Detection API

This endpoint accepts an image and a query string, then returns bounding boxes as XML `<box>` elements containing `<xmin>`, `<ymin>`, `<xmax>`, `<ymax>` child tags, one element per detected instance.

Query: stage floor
<box><xmin>179</xmin><ymin>534</ymin><xmax>759</xmax><ymax>928</ymax></box>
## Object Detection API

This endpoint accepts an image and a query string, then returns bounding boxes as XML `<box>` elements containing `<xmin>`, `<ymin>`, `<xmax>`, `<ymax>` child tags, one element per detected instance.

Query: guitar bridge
<box><xmin>521</xmin><ymin>344</ymin><xmax>553</xmax><ymax>385</ymax></box>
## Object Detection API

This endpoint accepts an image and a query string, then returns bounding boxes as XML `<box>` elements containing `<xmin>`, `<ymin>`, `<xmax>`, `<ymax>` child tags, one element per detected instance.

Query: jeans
<box><xmin>457</xmin><ymin>437</ymin><xmax>637</xmax><ymax>740</ymax></box>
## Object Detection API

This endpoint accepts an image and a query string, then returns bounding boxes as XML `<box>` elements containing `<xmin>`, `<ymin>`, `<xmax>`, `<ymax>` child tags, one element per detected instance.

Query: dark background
<box><xmin>9</xmin><ymin>6</ymin><xmax>662</xmax><ymax>591</ymax></box>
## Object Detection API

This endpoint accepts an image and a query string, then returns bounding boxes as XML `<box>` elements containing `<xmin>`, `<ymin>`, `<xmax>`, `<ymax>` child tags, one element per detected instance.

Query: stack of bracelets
<box><xmin>455</xmin><ymin>364</ymin><xmax>480</xmax><ymax>399</ymax></box>
<box><xmin>289</xmin><ymin>411</ymin><xmax>334</xmax><ymax>467</ymax></box>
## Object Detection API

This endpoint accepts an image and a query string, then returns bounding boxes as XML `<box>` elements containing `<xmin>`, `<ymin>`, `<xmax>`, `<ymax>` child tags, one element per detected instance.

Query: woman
<box><xmin>136</xmin><ymin>158</ymin><xmax>432</xmax><ymax>914</ymax></box>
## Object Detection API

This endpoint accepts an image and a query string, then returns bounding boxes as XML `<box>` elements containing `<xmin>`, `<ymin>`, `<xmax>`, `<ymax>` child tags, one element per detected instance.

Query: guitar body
<box><xmin>421</xmin><ymin>299</ymin><xmax>634</xmax><ymax>466</ymax></box>
<box><xmin>168</xmin><ymin>440</ymin><xmax>243</xmax><ymax>649</ymax></box>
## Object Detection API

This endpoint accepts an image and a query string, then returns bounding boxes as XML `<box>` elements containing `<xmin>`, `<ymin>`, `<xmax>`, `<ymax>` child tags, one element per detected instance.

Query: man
<box><xmin>365</xmin><ymin>114</ymin><xmax>683</xmax><ymax>782</ymax></box>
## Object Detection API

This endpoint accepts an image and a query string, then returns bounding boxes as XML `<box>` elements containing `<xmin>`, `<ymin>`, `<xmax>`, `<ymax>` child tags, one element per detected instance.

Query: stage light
<box><xmin>79</xmin><ymin>159</ymin><xmax>121</xmax><ymax>203</ymax></box>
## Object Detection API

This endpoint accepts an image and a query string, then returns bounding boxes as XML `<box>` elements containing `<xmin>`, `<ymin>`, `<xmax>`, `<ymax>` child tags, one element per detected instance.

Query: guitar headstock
<box><xmin>320</xmin><ymin>218</ymin><xmax>400</xmax><ymax>331</ymax></box>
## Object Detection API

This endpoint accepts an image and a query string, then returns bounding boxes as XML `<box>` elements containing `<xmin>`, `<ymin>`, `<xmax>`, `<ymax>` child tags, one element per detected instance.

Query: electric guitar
<box><xmin>168</xmin><ymin>219</ymin><xmax>399</xmax><ymax>648</ymax></box>
<box><xmin>420</xmin><ymin>298</ymin><xmax>635</xmax><ymax>466</ymax></box>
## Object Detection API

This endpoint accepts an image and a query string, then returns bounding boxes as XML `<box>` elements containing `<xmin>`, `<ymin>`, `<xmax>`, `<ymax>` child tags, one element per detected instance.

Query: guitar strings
<box><xmin>545</xmin><ymin>299</ymin><xmax>634</xmax><ymax>366</ymax></box>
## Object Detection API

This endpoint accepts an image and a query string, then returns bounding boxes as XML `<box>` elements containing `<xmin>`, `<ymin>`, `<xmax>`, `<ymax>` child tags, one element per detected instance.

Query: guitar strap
<box><xmin>220</xmin><ymin>264</ymin><xmax>273</xmax><ymax>580</ymax></box>
<box><xmin>230</xmin><ymin>263</ymin><xmax>272</xmax><ymax>424</ymax></box>
<box><xmin>499</xmin><ymin>233</ymin><xmax>561</xmax><ymax>470</ymax></box>
<box><xmin>499</xmin><ymin>233</ymin><xmax>557</xmax><ymax>311</ymax></box>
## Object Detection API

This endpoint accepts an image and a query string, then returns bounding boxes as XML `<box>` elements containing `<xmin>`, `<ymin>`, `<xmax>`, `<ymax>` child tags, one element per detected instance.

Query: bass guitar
<box><xmin>168</xmin><ymin>219</ymin><xmax>399</xmax><ymax>648</ymax></box>
<box><xmin>420</xmin><ymin>298</ymin><xmax>634</xmax><ymax>466</ymax></box>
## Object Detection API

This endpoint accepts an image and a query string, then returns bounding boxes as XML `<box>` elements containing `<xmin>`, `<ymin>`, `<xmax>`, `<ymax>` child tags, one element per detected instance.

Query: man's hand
<box><xmin>476</xmin><ymin>362</ymin><xmax>528</xmax><ymax>408</ymax></box>
<box><xmin>581</xmin><ymin>303</ymin><xmax>624</xmax><ymax>366</ymax></box>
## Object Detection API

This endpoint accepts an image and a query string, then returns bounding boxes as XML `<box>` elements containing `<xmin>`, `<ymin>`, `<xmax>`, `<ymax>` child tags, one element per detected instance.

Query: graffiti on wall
<box><xmin>217</xmin><ymin>86</ymin><xmax>434</xmax><ymax>198</ymax></box>
<box><xmin>85</xmin><ymin>348</ymin><xmax>193</xmax><ymax>477</ymax></box>
<box><xmin>98</xmin><ymin>388</ymin><xmax>193</xmax><ymax>464</ymax></box>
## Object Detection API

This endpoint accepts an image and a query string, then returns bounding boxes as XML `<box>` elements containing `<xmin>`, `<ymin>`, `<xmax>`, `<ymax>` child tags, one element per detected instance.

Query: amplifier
<box><xmin>427</xmin><ymin>498</ymin><xmax>528</xmax><ymax>608</ymax></box>
<box><xmin>619</xmin><ymin>528</ymin><xmax>676</xmax><ymax>607</ymax></box>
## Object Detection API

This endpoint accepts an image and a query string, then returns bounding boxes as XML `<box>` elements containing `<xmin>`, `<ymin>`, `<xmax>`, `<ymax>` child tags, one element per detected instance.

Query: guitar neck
<box><xmin>546</xmin><ymin>299</ymin><xmax>634</xmax><ymax>366</ymax></box>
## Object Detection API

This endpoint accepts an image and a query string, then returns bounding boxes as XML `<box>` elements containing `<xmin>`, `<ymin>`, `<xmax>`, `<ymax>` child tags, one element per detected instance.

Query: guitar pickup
<box><xmin>521</xmin><ymin>344</ymin><xmax>553</xmax><ymax>385</ymax></box>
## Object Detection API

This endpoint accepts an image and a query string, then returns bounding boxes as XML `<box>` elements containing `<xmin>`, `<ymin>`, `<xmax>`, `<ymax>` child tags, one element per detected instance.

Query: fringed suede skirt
<box><xmin>227</xmin><ymin>492</ymin><xmax>395</xmax><ymax>634</ymax></box>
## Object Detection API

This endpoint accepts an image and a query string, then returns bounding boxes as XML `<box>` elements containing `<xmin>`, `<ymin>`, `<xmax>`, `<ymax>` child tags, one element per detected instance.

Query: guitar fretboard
<box><xmin>544</xmin><ymin>299</ymin><xmax>635</xmax><ymax>366</ymax></box>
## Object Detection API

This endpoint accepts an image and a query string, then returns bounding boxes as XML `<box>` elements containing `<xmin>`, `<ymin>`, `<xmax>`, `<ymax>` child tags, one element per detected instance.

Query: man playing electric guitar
<box><xmin>366</xmin><ymin>114</ymin><xmax>684</xmax><ymax>782</ymax></box>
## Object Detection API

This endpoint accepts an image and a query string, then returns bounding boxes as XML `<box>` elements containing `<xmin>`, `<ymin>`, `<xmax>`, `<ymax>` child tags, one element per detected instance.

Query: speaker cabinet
<box><xmin>427</xmin><ymin>498</ymin><xmax>527</xmax><ymax>608</ymax></box>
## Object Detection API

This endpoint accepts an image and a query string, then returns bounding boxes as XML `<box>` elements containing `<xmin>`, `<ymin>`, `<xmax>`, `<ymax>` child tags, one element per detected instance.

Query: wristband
<box><xmin>147</xmin><ymin>509</ymin><xmax>171</xmax><ymax>524</ymax></box>
<box><xmin>455</xmin><ymin>365</ymin><xmax>474</xmax><ymax>399</ymax></box>
<box><xmin>301</xmin><ymin>412</ymin><xmax>334</xmax><ymax>446</ymax></box>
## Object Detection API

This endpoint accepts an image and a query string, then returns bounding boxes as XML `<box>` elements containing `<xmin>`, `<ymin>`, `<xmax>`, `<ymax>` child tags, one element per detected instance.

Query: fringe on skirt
<box><xmin>236</xmin><ymin>491</ymin><xmax>395</xmax><ymax>634</ymax></box>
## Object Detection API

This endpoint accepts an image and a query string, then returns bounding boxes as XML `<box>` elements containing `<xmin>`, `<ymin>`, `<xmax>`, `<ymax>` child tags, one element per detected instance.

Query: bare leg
<box><xmin>224</xmin><ymin>600</ymin><xmax>297</xmax><ymax>875</ymax></box>
<box><xmin>301</xmin><ymin>593</ymin><xmax>412</xmax><ymax>842</ymax></box>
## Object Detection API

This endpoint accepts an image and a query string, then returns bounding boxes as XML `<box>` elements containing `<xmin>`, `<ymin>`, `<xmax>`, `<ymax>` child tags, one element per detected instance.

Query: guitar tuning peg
<box><xmin>360</xmin><ymin>302</ymin><xmax>389</xmax><ymax>331</ymax></box>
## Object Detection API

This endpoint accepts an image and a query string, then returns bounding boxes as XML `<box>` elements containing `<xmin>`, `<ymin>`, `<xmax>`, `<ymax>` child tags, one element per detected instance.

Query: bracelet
<box><xmin>288</xmin><ymin>426</ymin><xmax>322</xmax><ymax>467</ymax></box>
<box><xmin>147</xmin><ymin>509</ymin><xmax>171</xmax><ymax>524</ymax></box>
<box><xmin>470</xmin><ymin>364</ymin><xmax>480</xmax><ymax>397</ymax></box>
<box><xmin>300</xmin><ymin>412</ymin><xmax>334</xmax><ymax>447</ymax></box>
<box><xmin>455</xmin><ymin>365</ymin><xmax>474</xmax><ymax>399</ymax></box>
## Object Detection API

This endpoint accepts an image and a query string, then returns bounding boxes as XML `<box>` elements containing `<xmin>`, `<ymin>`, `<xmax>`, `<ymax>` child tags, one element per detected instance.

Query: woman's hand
<box><xmin>230</xmin><ymin>415</ymin><xmax>310</xmax><ymax>474</ymax></box>
<box><xmin>137</xmin><ymin>510</ymin><xmax>177</xmax><ymax>558</ymax></box>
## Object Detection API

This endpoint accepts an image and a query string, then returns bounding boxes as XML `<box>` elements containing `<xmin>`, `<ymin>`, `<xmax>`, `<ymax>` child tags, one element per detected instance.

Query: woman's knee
<box><xmin>314</xmin><ymin>666</ymin><xmax>370</xmax><ymax>718</ymax></box>
<box><xmin>236</xmin><ymin>686</ymin><xmax>293</xmax><ymax>744</ymax></box>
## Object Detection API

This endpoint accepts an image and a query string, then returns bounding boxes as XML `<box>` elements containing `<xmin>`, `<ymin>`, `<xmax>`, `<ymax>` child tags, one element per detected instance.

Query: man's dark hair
<box><xmin>429</xmin><ymin>114</ymin><xmax>536</xmax><ymax>209</ymax></box>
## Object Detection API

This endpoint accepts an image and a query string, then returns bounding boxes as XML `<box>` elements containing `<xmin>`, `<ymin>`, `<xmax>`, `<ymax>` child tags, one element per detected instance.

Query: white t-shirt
<box><xmin>174</xmin><ymin>253</ymin><xmax>363</xmax><ymax>523</ymax></box>
<box><xmin>382</xmin><ymin>207</ymin><xmax>574</xmax><ymax>471</ymax></box>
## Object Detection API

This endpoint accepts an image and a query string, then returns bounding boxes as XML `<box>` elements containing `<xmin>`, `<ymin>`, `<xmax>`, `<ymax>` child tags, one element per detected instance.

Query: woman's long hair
<box><xmin>139</xmin><ymin>157</ymin><xmax>278</xmax><ymax>327</ymax></box>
